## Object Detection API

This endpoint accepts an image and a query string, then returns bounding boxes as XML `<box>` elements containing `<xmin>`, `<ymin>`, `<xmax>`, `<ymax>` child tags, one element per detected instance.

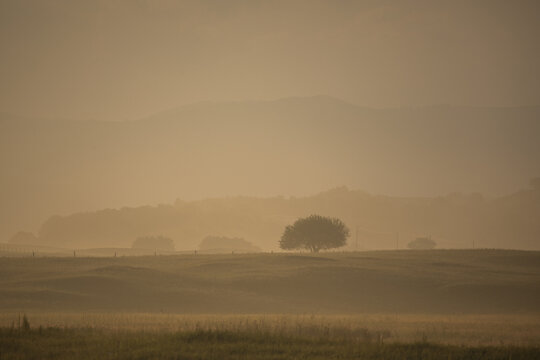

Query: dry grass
<box><xmin>1</xmin><ymin>312</ymin><xmax>539</xmax><ymax>346</ymax></box>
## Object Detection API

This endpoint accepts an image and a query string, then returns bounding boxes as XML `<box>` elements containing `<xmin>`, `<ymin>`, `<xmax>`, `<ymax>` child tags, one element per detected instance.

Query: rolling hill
<box><xmin>28</xmin><ymin>184</ymin><xmax>540</xmax><ymax>251</ymax></box>
<box><xmin>1</xmin><ymin>250</ymin><xmax>539</xmax><ymax>314</ymax></box>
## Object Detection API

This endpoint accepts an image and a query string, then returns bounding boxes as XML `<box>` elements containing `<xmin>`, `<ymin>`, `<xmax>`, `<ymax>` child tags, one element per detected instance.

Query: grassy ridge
<box><xmin>1</xmin><ymin>327</ymin><xmax>540</xmax><ymax>360</ymax></box>
<box><xmin>1</xmin><ymin>250</ymin><xmax>540</xmax><ymax>313</ymax></box>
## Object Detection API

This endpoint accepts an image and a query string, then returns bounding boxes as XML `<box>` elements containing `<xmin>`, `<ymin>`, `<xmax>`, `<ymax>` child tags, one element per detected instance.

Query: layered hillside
<box><xmin>2</xmin><ymin>97</ymin><xmax>540</xmax><ymax>244</ymax></box>
<box><xmin>34</xmin><ymin>185</ymin><xmax>540</xmax><ymax>251</ymax></box>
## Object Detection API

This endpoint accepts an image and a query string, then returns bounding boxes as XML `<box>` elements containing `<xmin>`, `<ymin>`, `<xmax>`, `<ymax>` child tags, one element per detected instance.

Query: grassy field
<box><xmin>2</xmin><ymin>326</ymin><xmax>540</xmax><ymax>360</ymax></box>
<box><xmin>1</xmin><ymin>249</ymin><xmax>539</xmax><ymax>313</ymax></box>
<box><xmin>1</xmin><ymin>250</ymin><xmax>540</xmax><ymax>358</ymax></box>
<box><xmin>1</xmin><ymin>312</ymin><xmax>540</xmax><ymax>346</ymax></box>
<box><xmin>1</xmin><ymin>312</ymin><xmax>540</xmax><ymax>359</ymax></box>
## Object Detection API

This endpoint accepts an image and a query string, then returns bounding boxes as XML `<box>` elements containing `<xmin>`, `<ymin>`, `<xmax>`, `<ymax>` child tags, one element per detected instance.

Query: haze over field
<box><xmin>1</xmin><ymin>1</ymin><xmax>540</xmax><ymax>358</ymax></box>
<box><xmin>1</xmin><ymin>0</ymin><xmax>540</xmax><ymax>248</ymax></box>
<box><xmin>2</xmin><ymin>100</ymin><xmax>540</xmax><ymax>247</ymax></box>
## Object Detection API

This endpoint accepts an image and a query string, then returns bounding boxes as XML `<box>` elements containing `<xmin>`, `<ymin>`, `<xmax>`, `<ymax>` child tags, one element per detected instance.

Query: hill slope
<box><xmin>1</xmin><ymin>250</ymin><xmax>539</xmax><ymax>314</ymax></box>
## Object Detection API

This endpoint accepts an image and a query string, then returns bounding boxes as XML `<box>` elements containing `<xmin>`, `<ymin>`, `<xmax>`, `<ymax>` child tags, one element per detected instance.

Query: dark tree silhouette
<box><xmin>279</xmin><ymin>214</ymin><xmax>349</xmax><ymax>253</ymax></box>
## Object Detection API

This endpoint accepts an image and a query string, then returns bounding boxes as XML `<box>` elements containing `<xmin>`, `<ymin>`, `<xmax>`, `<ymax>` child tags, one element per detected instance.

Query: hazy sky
<box><xmin>1</xmin><ymin>0</ymin><xmax>539</xmax><ymax>121</ymax></box>
<box><xmin>1</xmin><ymin>0</ymin><xmax>540</xmax><ymax>241</ymax></box>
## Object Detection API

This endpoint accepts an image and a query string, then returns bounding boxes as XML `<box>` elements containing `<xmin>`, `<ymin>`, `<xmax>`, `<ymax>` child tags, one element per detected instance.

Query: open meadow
<box><xmin>1</xmin><ymin>250</ymin><xmax>540</xmax><ymax>358</ymax></box>
<box><xmin>1</xmin><ymin>249</ymin><xmax>539</xmax><ymax>313</ymax></box>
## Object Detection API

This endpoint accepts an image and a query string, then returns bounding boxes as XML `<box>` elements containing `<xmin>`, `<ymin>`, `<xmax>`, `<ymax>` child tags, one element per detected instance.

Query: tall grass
<box><xmin>1</xmin><ymin>312</ymin><xmax>539</xmax><ymax>346</ymax></box>
<box><xmin>1</xmin><ymin>326</ymin><xmax>539</xmax><ymax>360</ymax></box>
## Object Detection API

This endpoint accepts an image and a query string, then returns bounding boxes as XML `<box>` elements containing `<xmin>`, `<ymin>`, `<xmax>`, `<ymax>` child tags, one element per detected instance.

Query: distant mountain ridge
<box><xmin>30</xmin><ymin>183</ymin><xmax>540</xmax><ymax>251</ymax></box>
<box><xmin>1</xmin><ymin>96</ymin><xmax>540</xmax><ymax>243</ymax></box>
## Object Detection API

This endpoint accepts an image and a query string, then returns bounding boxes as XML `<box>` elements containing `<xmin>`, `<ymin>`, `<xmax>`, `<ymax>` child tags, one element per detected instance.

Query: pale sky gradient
<box><xmin>1</xmin><ymin>0</ymin><xmax>539</xmax><ymax>121</ymax></box>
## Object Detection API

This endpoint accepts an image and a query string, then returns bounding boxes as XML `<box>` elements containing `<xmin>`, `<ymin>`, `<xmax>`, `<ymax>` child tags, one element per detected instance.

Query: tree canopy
<box><xmin>279</xmin><ymin>214</ymin><xmax>349</xmax><ymax>253</ymax></box>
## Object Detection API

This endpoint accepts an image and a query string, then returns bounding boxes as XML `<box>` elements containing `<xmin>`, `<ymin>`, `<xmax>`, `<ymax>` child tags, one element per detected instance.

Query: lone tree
<box><xmin>280</xmin><ymin>214</ymin><xmax>349</xmax><ymax>253</ymax></box>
